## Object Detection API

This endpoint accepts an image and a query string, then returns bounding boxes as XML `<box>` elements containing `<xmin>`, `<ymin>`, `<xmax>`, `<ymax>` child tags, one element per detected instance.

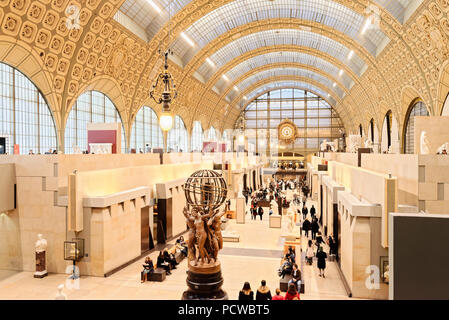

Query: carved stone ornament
<box><xmin>278</xmin><ymin>119</ymin><xmax>298</xmax><ymax>145</ymax></box>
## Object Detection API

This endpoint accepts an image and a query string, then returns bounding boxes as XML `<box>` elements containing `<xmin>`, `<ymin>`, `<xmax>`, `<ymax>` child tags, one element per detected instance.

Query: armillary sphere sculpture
<box><xmin>181</xmin><ymin>169</ymin><xmax>228</xmax><ymax>300</ymax></box>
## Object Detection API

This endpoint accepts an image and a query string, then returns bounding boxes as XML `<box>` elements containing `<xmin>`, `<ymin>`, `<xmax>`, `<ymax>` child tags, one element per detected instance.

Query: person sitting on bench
<box><xmin>141</xmin><ymin>257</ymin><xmax>154</xmax><ymax>283</ymax></box>
<box><xmin>278</xmin><ymin>256</ymin><xmax>293</xmax><ymax>279</ymax></box>
<box><xmin>288</xmin><ymin>264</ymin><xmax>301</xmax><ymax>290</ymax></box>
<box><xmin>285</xmin><ymin>247</ymin><xmax>296</xmax><ymax>264</ymax></box>
<box><xmin>157</xmin><ymin>251</ymin><xmax>172</xmax><ymax>275</ymax></box>
<box><xmin>176</xmin><ymin>236</ymin><xmax>188</xmax><ymax>256</ymax></box>
<box><xmin>163</xmin><ymin>249</ymin><xmax>177</xmax><ymax>269</ymax></box>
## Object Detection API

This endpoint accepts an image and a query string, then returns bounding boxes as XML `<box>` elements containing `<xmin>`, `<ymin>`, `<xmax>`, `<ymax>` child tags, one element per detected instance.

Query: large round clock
<box><xmin>278</xmin><ymin>119</ymin><xmax>298</xmax><ymax>145</ymax></box>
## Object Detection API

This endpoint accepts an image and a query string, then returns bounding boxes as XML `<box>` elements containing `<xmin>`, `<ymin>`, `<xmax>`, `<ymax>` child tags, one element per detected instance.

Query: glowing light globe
<box><xmin>159</xmin><ymin>112</ymin><xmax>173</xmax><ymax>131</ymax></box>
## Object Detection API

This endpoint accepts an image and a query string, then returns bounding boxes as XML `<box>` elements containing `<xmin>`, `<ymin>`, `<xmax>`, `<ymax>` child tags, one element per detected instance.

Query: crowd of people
<box><xmin>141</xmin><ymin>236</ymin><xmax>188</xmax><ymax>283</ymax></box>
<box><xmin>238</xmin><ymin>280</ymin><xmax>300</xmax><ymax>300</ymax></box>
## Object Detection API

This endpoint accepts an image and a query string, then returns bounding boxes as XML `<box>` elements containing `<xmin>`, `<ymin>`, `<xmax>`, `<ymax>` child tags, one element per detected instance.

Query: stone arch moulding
<box><xmin>437</xmin><ymin>60</ymin><xmax>449</xmax><ymax>116</ymax></box>
<box><xmin>400</xmin><ymin>86</ymin><xmax>431</xmax><ymax>122</ymax></box>
<box><xmin>400</xmin><ymin>96</ymin><xmax>428</xmax><ymax>154</ymax></box>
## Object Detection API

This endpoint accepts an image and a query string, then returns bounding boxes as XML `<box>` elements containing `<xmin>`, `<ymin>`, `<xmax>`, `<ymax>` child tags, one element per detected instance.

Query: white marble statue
<box><xmin>437</xmin><ymin>142</ymin><xmax>449</xmax><ymax>154</ymax></box>
<box><xmin>383</xmin><ymin>265</ymin><xmax>390</xmax><ymax>283</ymax></box>
<box><xmin>72</xmin><ymin>144</ymin><xmax>82</xmax><ymax>154</ymax></box>
<box><xmin>387</xmin><ymin>145</ymin><xmax>393</xmax><ymax>154</ymax></box>
<box><xmin>320</xmin><ymin>139</ymin><xmax>328</xmax><ymax>151</ymax></box>
<box><xmin>348</xmin><ymin>135</ymin><xmax>361</xmax><ymax>153</ymax></box>
<box><xmin>35</xmin><ymin>234</ymin><xmax>47</xmax><ymax>253</ymax></box>
<box><xmin>420</xmin><ymin>131</ymin><xmax>430</xmax><ymax>155</ymax></box>
<box><xmin>55</xmin><ymin>284</ymin><xmax>67</xmax><ymax>300</ymax></box>
<box><xmin>364</xmin><ymin>139</ymin><xmax>373</xmax><ymax>149</ymax></box>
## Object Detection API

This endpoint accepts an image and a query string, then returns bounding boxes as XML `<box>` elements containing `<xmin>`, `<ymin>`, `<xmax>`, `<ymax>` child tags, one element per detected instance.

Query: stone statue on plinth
<box><xmin>420</xmin><ymin>131</ymin><xmax>430</xmax><ymax>155</ymax></box>
<box><xmin>55</xmin><ymin>284</ymin><xmax>67</xmax><ymax>300</ymax></box>
<box><xmin>34</xmin><ymin>234</ymin><xmax>48</xmax><ymax>278</ymax></box>
<box><xmin>182</xmin><ymin>169</ymin><xmax>228</xmax><ymax>300</ymax></box>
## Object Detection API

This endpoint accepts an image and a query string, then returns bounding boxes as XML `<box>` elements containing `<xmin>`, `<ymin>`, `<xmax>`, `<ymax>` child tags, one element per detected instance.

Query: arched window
<box><xmin>191</xmin><ymin>121</ymin><xmax>203</xmax><ymax>152</ymax></box>
<box><xmin>403</xmin><ymin>101</ymin><xmax>429</xmax><ymax>154</ymax></box>
<box><xmin>130</xmin><ymin>106</ymin><xmax>163</xmax><ymax>152</ymax></box>
<box><xmin>65</xmin><ymin>91</ymin><xmax>126</xmax><ymax>154</ymax></box>
<box><xmin>207</xmin><ymin>126</ymin><xmax>217</xmax><ymax>141</ymax></box>
<box><xmin>222</xmin><ymin>130</ymin><xmax>230</xmax><ymax>151</ymax></box>
<box><xmin>369</xmin><ymin>119</ymin><xmax>375</xmax><ymax>143</ymax></box>
<box><xmin>0</xmin><ymin>62</ymin><xmax>57</xmax><ymax>154</ymax></box>
<box><xmin>242</xmin><ymin>88</ymin><xmax>344</xmax><ymax>153</ymax></box>
<box><xmin>167</xmin><ymin>115</ymin><xmax>188</xmax><ymax>152</ymax></box>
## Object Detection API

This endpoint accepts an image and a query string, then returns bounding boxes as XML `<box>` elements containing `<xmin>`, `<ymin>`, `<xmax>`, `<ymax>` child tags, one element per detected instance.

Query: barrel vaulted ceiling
<box><xmin>4</xmin><ymin>0</ymin><xmax>449</xmax><ymax>149</ymax></box>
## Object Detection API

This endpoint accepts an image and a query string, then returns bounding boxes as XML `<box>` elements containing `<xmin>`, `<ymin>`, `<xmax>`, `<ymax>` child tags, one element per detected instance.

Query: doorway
<box><xmin>141</xmin><ymin>206</ymin><xmax>150</xmax><ymax>253</ymax></box>
<box><xmin>0</xmin><ymin>137</ymin><xmax>5</xmax><ymax>154</ymax></box>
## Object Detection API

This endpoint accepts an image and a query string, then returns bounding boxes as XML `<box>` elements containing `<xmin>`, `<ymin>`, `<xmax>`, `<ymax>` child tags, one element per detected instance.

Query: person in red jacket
<box><xmin>272</xmin><ymin>288</ymin><xmax>284</xmax><ymax>300</ymax></box>
<box><xmin>284</xmin><ymin>283</ymin><xmax>300</xmax><ymax>300</ymax></box>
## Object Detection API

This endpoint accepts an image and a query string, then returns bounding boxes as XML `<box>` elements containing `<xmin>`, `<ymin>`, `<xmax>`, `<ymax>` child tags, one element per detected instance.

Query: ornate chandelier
<box><xmin>149</xmin><ymin>49</ymin><xmax>177</xmax><ymax>131</ymax></box>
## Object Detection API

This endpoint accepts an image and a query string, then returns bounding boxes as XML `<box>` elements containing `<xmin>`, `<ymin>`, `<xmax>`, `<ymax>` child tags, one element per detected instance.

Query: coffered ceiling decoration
<box><xmin>1</xmin><ymin>0</ymin><xmax>445</xmax><ymax>149</ymax></box>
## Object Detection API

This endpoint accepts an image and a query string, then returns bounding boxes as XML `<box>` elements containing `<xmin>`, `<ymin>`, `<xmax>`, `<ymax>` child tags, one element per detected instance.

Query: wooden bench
<box><xmin>280</xmin><ymin>274</ymin><xmax>305</xmax><ymax>294</ymax></box>
<box><xmin>148</xmin><ymin>268</ymin><xmax>166</xmax><ymax>282</ymax></box>
<box><xmin>167</xmin><ymin>245</ymin><xmax>186</xmax><ymax>263</ymax></box>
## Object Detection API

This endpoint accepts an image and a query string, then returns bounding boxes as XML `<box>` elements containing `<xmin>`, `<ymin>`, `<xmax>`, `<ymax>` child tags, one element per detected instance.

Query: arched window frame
<box><xmin>64</xmin><ymin>90</ymin><xmax>126</xmax><ymax>154</ymax></box>
<box><xmin>167</xmin><ymin>115</ymin><xmax>189</xmax><ymax>152</ymax></box>
<box><xmin>130</xmin><ymin>106</ymin><xmax>163</xmax><ymax>152</ymax></box>
<box><xmin>191</xmin><ymin>121</ymin><xmax>204</xmax><ymax>152</ymax></box>
<box><xmin>403</xmin><ymin>100</ymin><xmax>429</xmax><ymax>154</ymax></box>
<box><xmin>0</xmin><ymin>62</ymin><xmax>58</xmax><ymax>154</ymax></box>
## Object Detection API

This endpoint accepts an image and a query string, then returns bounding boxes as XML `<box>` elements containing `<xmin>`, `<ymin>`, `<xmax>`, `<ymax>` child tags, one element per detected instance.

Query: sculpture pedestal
<box><xmin>34</xmin><ymin>251</ymin><xmax>48</xmax><ymax>278</ymax></box>
<box><xmin>182</xmin><ymin>261</ymin><xmax>228</xmax><ymax>300</ymax></box>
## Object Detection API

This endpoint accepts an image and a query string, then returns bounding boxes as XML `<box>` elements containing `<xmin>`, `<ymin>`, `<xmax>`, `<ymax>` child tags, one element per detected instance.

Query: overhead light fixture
<box><xmin>333</xmin><ymin>82</ymin><xmax>337</xmax><ymax>87</ymax></box>
<box><xmin>222</xmin><ymin>74</ymin><xmax>229</xmax><ymax>81</ymax></box>
<box><xmin>348</xmin><ymin>50</ymin><xmax>354</xmax><ymax>60</ymax></box>
<box><xmin>361</xmin><ymin>18</ymin><xmax>371</xmax><ymax>35</ymax></box>
<box><xmin>206</xmin><ymin>58</ymin><xmax>215</xmax><ymax>67</ymax></box>
<box><xmin>150</xmin><ymin>50</ymin><xmax>177</xmax><ymax>132</ymax></box>
<box><xmin>339</xmin><ymin>69</ymin><xmax>344</xmax><ymax>76</ymax></box>
<box><xmin>233</xmin><ymin>86</ymin><xmax>239</xmax><ymax>91</ymax></box>
<box><xmin>146</xmin><ymin>0</ymin><xmax>161</xmax><ymax>13</ymax></box>
<box><xmin>180</xmin><ymin>32</ymin><xmax>195</xmax><ymax>47</ymax></box>
<box><xmin>243</xmin><ymin>96</ymin><xmax>248</xmax><ymax>100</ymax></box>
<box><xmin>150</xmin><ymin>1</ymin><xmax>176</xmax><ymax>133</ymax></box>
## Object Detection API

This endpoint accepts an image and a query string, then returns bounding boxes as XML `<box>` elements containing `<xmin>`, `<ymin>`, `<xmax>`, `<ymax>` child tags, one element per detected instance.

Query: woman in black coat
<box><xmin>157</xmin><ymin>251</ymin><xmax>172</xmax><ymax>275</ymax></box>
<box><xmin>238</xmin><ymin>282</ymin><xmax>254</xmax><ymax>300</ymax></box>
<box><xmin>311</xmin><ymin>219</ymin><xmax>319</xmax><ymax>240</ymax></box>
<box><xmin>255</xmin><ymin>280</ymin><xmax>272</xmax><ymax>300</ymax></box>
<box><xmin>316</xmin><ymin>247</ymin><xmax>327</xmax><ymax>278</ymax></box>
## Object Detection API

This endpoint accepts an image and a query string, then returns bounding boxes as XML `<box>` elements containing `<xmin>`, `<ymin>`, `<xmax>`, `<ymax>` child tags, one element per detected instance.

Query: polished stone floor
<box><xmin>0</xmin><ymin>197</ymin><xmax>354</xmax><ymax>300</ymax></box>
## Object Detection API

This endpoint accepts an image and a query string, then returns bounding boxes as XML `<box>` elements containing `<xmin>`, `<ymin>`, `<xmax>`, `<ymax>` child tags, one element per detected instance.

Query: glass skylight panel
<box><xmin>227</xmin><ymin>68</ymin><xmax>343</xmax><ymax>102</ymax></box>
<box><xmin>171</xmin><ymin>0</ymin><xmax>389</xmax><ymax>66</ymax></box>
<box><xmin>198</xmin><ymin>29</ymin><xmax>365</xmax><ymax>82</ymax></box>
<box><xmin>118</xmin><ymin>0</ymin><xmax>193</xmax><ymax>42</ymax></box>
<box><xmin>220</xmin><ymin>52</ymin><xmax>353</xmax><ymax>91</ymax></box>
<box><xmin>244</xmin><ymin>81</ymin><xmax>336</xmax><ymax>106</ymax></box>
<box><xmin>372</xmin><ymin>0</ymin><xmax>410</xmax><ymax>23</ymax></box>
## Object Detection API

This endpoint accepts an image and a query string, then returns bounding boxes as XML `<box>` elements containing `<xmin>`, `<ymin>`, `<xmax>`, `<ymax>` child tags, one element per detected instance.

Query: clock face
<box><xmin>281</xmin><ymin>126</ymin><xmax>294</xmax><ymax>139</ymax></box>
<box><xmin>278</xmin><ymin>120</ymin><xmax>297</xmax><ymax>144</ymax></box>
